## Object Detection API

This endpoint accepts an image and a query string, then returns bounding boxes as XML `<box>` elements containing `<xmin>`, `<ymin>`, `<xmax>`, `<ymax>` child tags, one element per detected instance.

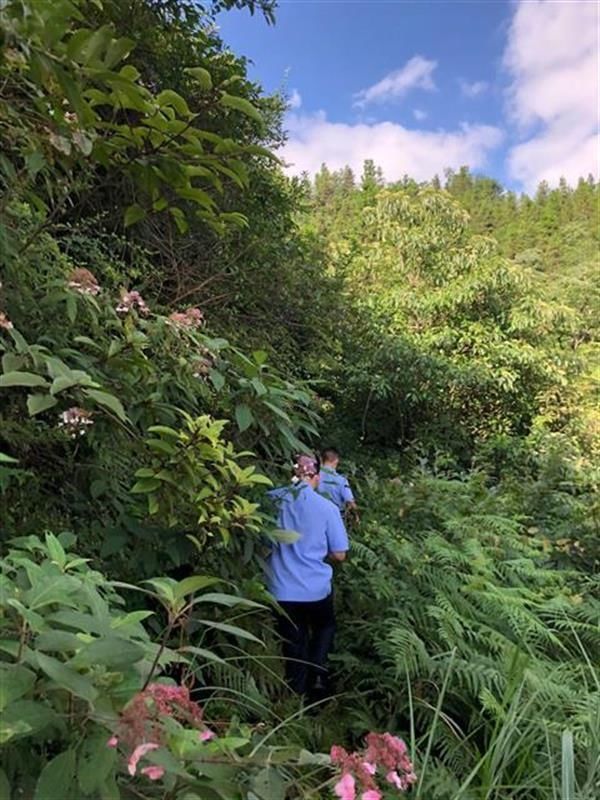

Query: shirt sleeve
<box><xmin>341</xmin><ymin>478</ymin><xmax>355</xmax><ymax>504</ymax></box>
<box><xmin>326</xmin><ymin>504</ymin><xmax>349</xmax><ymax>553</ymax></box>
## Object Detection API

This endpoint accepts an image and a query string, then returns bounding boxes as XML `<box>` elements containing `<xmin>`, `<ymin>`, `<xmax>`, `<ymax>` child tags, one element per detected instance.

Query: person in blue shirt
<box><xmin>266</xmin><ymin>453</ymin><xmax>349</xmax><ymax>699</ymax></box>
<box><xmin>318</xmin><ymin>447</ymin><xmax>359</xmax><ymax>522</ymax></box>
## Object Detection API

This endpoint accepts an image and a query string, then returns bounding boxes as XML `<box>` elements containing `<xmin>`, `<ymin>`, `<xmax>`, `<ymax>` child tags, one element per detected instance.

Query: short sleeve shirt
<box><xmin>317</xmin><ymin>467</ymin><xmax>355</xmax><ymax>511</ymax></box>
<box><xmin>265</xmin><ymin>482</ymin><xmax>349</xmax><ymax>602</ymax></box>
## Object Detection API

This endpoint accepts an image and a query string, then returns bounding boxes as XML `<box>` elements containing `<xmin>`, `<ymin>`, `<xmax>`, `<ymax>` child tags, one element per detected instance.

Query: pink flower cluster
<box><xmin>331</xmin><ymin>733</ymin><xmax>417</xmax><ymax>800</ymax></box>
<box><xmin>116</xmin><ymin>290</ymin><xmax>150</xmax><ymax>316</ymax></box>
<box><xmin>58</xmin><ymin>406</ymin><xmax>94</xmax><ymax>438</ymax></box>
<box><xmin>107</xmin><ymin>683</ymin><xmax>216</xmax><ymax>782</ymax></box>
<box><xmin>168</xmin><ymin>307</ymin><xmax>204</xmax><ymax>329</ymax></box>
<box><xmin>0</xmin><ymin>312</ymin><xmax>13</xmax><ymax>331</ymax></box>
<box><xmin>67</xmin><ymin>268</ymin><xmax>101</xmax><ymax>296</ymax></box>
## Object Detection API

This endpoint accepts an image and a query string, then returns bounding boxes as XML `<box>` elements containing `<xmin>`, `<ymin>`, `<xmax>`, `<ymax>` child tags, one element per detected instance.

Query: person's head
<box><xmin>321</xmin><ymin>447</ymin><xmax>340</xmax><ymax>469</ymax></box>
<box><xmin>293</xmin><ymin>453</ymin><xmax>321</xmax><ymax>488</ymax></box>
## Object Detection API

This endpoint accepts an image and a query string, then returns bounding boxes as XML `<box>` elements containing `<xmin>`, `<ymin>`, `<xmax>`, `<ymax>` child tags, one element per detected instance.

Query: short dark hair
<box><xmin>321</xmin><ymin>447</ymin><xmax>340</xmax><ymax>463</ymax></box>
<box><xmin>293</xmin><ymin>453</ymin><xmax>321</xmax><ymax>478</ymax></box>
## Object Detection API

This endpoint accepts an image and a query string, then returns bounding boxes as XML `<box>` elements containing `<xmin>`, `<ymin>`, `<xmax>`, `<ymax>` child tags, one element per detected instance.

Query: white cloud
<box><xmin>413</xmin><ymin>108</ymin><xmax>428</xmax><ymax>121</ymax></box>
<box><xmin>504</xmin><ymin>0</ymin><xmax>599</xmax><ymax>190</ymax></box>
<box><xmin>459</xmin><ymin>79</ymin><xmax>489</xmax><ymax>98</ymax></box>
<box><xmin>288</xmin><ymin>89</ymin><xmax>302</xmax><ymax>110</ymax></box>
<box><xmin>282</xmin><ymin>112</ymin><xmax>503</xmax><ymax>181</ymax></box>
<box><xmin>353</xmin><ymin>56</ymin><xmax>437</xmax><ymax>108</ymax></box>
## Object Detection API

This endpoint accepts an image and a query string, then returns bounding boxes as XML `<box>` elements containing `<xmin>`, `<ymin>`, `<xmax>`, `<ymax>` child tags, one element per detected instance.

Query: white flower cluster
<box><xmin>58</xmin><ymin>407</ymin><xmax>94</xmax><ymax>438</ymax></box>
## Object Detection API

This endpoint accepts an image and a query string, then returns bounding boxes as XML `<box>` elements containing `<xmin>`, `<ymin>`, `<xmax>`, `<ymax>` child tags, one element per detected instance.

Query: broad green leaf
<box><xmin>173</xmin><ymin>575</ymin><xmax>221</xmax><ymax>602</ymax></box>
<box><xmin>36</xmin><ymin>653</ymin><xmax>98</xmax><ymax>704</ymax></box>
<box><xmin>145</xmin><ymin>439</ymin><xmax>177</xmax><ymax>455</ymax></box>
<box><xmin>34</xmin><ymin>749</ymin><xmax>76</xmax><ymax>800</ymax></box>
<box><xmin>0</xmin><ymin>372</ymin><xmax>47</xmax><ymax>388</ymax></box>
<box><xmin>235</xmin><ymin>403</ymin><xmax>254</xmax><ymax>433</ymax></box>
<box><xmin>104</xmin><ymin>36</ymin><xmax>134</xmax><ymax>69</ymax></box>
<box><xmin>0</xmin><ymin>719</ymin><xmax>31</xmax><ymax>744</ymax></box>
<box><xmin>74</xmin><ymin>636</ymin><xmax>144</xmax><ymax>668</ymax></box>
<box><xmin>147</xmin><ymin>425</ymin><xmax>180</xmax><ymax>438</ymax></box>
<box><xmin>27</xmin><ymin>394</ymin><xmax>57</xmax><ymax>416</ymax></box>
<box><xmin>2</xmin><ymin>353</ymin><xmax>24</xmax><ymax>372</ymax></box>
<box><xmin>184</xmin><ymin>66</ymin><xmax>212</xmax><ymax>90</ymax></box>
<box><xmin>209</xmin><ymin>369</ymin><xmax>225</xmax><ymax>391</ymax></box>
<box><xmin>142</xmin><ymin>578</ymin><xmax>177</xmax><ymax>605</ymax></box>
<box><xmin>219</xmin><ymin>93</ymin><xmax>263</xmax><ymax>124</ymax></box>
<box><xmin>83</xmin><ymin>389</ymin><xmax>127</xmax><ymax>421</ymax></box>
<box><xmin>0</xmin><ymin>453</ymin><xmax>18</xmax><ymax>464</ymax></box>
<box><xmin>124</xmin><ymin>204</ymin><xmax>146</xmax><ymax>227</ymax></box>
<box><xmin>131</xmin><ymin>477</ymin><xmax>161</xmax><ymax>493</ymax></box>
<box><xmin>77</xmin><ymin>730</ymin><xmax>117</xmax><ymax>795</ymax></box>
<box><xmin>157</xmin><ymin>89</ymin><xmax>190</xmax><ymax>116</ymax></box>
<box><xmin>0</xmin><ymin>665</ymin><xmax>36</xmax><ymax>712</ymax></box>
<box><xmin>250</xmin><ymin>767</ymin><xmax>287</xmax><ymax>800</ymax></box>
<box><xmin>2</xmin><ymin>700</ymin><xmax>59</xmax><ymax>737</ymax></box>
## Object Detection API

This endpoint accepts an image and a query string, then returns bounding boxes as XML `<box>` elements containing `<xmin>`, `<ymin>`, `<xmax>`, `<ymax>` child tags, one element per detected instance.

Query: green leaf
<box><xmin>0</xmin><ymin>372</ymin><xmax>47</xmax><ymax>388</ymax></box>
<box><xmin>250</xmin><ymin>767</ymin><xmax>287</xmax><ymax>800</ymax></box>
<box><xmin>196</xmin><ymin>619</ymin><xmax>263</xmax><ymax>645</ymax></box>
<box><xmin>0</xmin><ymin>665</ymin><xmax>36</xmax><ymax>712</ymax></box>
<box><xmin>157</xmin><ymin>89</ymin><xmax>190</xmax><ymax>115</ymax></box>
<box><xmin>45</xmin><ymin>532</ymin><xmax>67</xmax><ymax>569</ymax></box>
<box><xmin>169</xmin><ymin>206</ymin><xmax>188</xmax><ymax>234</ymax></box>
<box><xmin>27</xmin><ymin>393</ymin><xmax>58</xmax><ymax>416</ymax></box>
<box><xmin>75</xmin><ymin>636</ymin><xmax>144</xmax><ymax>668</ymax></box>
<box><xmin>2</xmin><ymin>353</ymin><xmax>24</xmax><ymax>373</ymax></box>
<box><xmin>35</xmin><ymin>653</ymin><xmax>98</xmax><ymax>704</ymax></box>
<box><xmin>184</xmin><ymin>66</ymin><xmax>212</xmax><ymax>90</ymax></box>
<box><xmin>178</xmin><ymin>645</ymin><xmax>226</xmax><ymax>665</ymax></box>
<box><xmin>142</xmin><ymin>578</ymin><xmax>177</xmax><ymax>605</ymax></box>
<box><xmin>147</xmin><ymin>425</ymin><xmax>180</xmax><ymax>438</ymax></box>
<box><xmin>124</xmin><ymin>204</ymin><xmax>146</xmax><ymax>227</ymax></box>
<box><xmin>146</xmin><ymin>439</ymin><xmax>177</xmax><ymax>456</ymax></box>
<box><xmin>104</xmin><ymin>36</ymin><xmax>134</xmax><ymax>69</ymax></box>
<box><xmin>190</xmin><ymin>592</ymin><xmax>264</xmax><ymax>610</ymax></box>
<box><xmin>235</xmin><ymin>403</ymin><xmax>254</xmax><ymax>433</ymax></box>
<box><xmin>78</xmin><ymin>730</ymin><xmax>117</xmax><ymax>795</ymax></box>
<box><xmin>1</xmin><ymin>700</ymin><xmax>59</xmax><ymax>738</ymax></box>
<box><xmin>67</xmin><ymin>294</ymin><xmax>77</xmax><ymax>325</ymax></box>
<box><xmin>173</xmin><ymin>575</ymin><xmax>221</xmax><ymax>602</ymax></box>
<box><xmin>209</xmin><ymin>369</ymin><xmax>225</xmax><ymax>391</ymax></box>
<box><xmin>219</xmin><ymin>93</ymin><xmax>263</xmax><ymax>124</ymax></box>
<box><xmin>0</xmin><ymin>767</ymin><xmax>10</xmax><ymax>800</ymax></box>
<box><xmin>34</xmin><ymin>750</ymin><xmax>76</xmax><ymax>800</ymax></box>
<box><xmin>131</xmin><ymin>478</ymin><xmax>161</xmax><ymax>493</ymax></box>
<box><xmin>83</xmin><ymin>389</ymin><xmax>127</xmax><ymax>421</ymax></box>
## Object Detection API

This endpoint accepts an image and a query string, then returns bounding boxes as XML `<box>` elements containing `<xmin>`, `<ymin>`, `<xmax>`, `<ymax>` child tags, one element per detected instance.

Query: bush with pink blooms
<box><xmin>331</xmin><ymin>733</ymin><xmax>416</xmax><ymax>800</ymax></box>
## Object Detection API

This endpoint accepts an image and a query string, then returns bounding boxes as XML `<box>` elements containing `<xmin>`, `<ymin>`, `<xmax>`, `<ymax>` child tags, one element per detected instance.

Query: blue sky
<box><xmin>218</xmin><ymin>1</ymin><xmax>599</xmax><ymax>191</ymax></box>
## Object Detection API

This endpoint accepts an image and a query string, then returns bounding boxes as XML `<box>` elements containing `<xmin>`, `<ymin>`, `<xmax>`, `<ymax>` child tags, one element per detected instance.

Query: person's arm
<box><xmin>341</xmin><ymin>479</ymin><xmax>360</xmax><ymax>522</ymax></box>
<box><xmin>326</xmin><ymin>504</ymin><xmax>349</xmax><ymax>562</ymax></box>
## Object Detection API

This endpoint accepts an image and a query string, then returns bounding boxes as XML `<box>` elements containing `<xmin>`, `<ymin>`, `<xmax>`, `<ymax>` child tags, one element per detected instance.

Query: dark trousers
<box><xmin>276</xmin><ymin>593</ymin><xmax>336</xmax><ymax>697</ymax></box>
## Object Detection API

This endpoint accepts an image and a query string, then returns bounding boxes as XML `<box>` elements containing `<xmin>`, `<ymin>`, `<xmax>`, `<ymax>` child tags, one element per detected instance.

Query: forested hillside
<box><xmin>0</xmin><ymin>2</ymin><xmax>598</xmax><ymax>799</ymax></box>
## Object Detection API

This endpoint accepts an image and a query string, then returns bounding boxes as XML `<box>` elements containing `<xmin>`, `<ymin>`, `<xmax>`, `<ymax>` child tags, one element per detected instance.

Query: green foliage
<box><xmin>332</xmin><ymin>470</ymin><xmax>600</xmax><ymax>798</ymax></box>
<box><xmin>0</xmin><ymin>533</ymin><xmax>334</xmax><ymax>799</ymax></box>
<box><xmin>1</xmin><ymin>3</ymin><xmax>599</xmax><ymax>798</ymax></box>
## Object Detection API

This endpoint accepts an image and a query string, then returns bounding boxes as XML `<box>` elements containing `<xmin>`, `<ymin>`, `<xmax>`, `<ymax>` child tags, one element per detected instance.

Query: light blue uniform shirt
<box><xmin>266</xmin><ymin>482</ymin><xmax>349</xmax><ymax>602</ymax></box>
<box><xmin>317</xmin><ymin>467</ymin><xmax>355</xmax><ymax>511</ymax></box>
